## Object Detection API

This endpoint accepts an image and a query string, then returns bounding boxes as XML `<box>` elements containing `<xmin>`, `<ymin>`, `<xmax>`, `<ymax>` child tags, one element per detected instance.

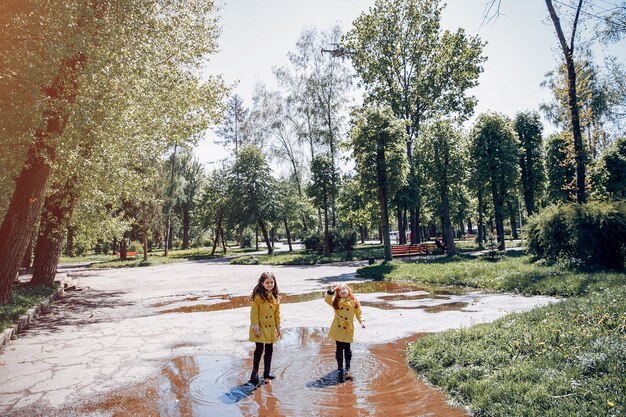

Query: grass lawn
<box><xmin>230</xmin><ymin>244</ymin><xmax>385</xmax><ymax>265</ymax></box>
<box><xmin>358</xmin><ymin>253</ymin><xmax>626</xmax><ymax>417</ymax></box>
<box><xmin>69</xmin><ymin>246</ymin><xmax>255</xmax><ymax>268</ymax></box>
<box><xmin>0</xmin><ymin>286</ymin><xmax>58</xmax><ymax>333</ymax></box>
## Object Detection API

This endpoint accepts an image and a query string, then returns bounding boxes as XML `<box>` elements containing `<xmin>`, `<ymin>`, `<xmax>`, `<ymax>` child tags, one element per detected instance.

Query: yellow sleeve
<box><xmin>324</xmin><ymin>292</ymin><xmax>334</xmax><ymax>307</ymax></box>
<box><xmin>355</xmin><ymin>305</ymin><xmax>363</xmax><ymax>324</ymax></box>
<box><xmin>250</xmin><ymin>295</ymin><xmax>260</xmax><ymax>326</ymax></box>
<box><xmin>275</xmin><ymin>301</ymin><xmax>281</xmax><ymax>327</ymax></box>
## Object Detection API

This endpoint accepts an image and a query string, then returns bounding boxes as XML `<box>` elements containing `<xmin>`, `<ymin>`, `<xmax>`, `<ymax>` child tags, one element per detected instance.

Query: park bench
<box><xmin>391</xmin><ymin>243</ymin><xmax>429</xmax><ymax>258</ymax></box>
<box><xmin>461</xmin><ymin>234</ymin><xmax>477</xmax><ymax>240</ymax></box>
<box><xmin>116</xmin><ymin>251</ymin><xmax>138</xmax><ymax>257</ymax></box>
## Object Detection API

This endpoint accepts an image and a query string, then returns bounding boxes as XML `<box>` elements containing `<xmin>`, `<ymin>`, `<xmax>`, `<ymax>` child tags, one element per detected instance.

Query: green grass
<box><xmin>357</xmin><ymin>252</ymin><xmax>626</xmax><ymax>297</ymax></box>
<box><xmin>359</xmin><ymin>250</ymin><xmax>626</xmax><ymax>416</ymax></box>
<box><xmin>408</xmin><ymin>286</ymin><xmax>626</xmax><ymax>417</ymax></box>
<box><xmin>0</xmin><ymin>286</ymin><xmax>58</xmax><ymax>333</ymax></box>
<box><xmin>230</xmin><ymin>244</ymin><xmax>385</xmax><ymax>265</ymax></box>
<box><xmin>71</xmin><ymin>246</ymin><xmax>254</xmax><ymax>268</ymax></box>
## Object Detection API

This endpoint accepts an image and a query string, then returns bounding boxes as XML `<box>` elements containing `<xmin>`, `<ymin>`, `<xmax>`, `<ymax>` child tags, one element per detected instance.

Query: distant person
<box><xmin>248</xmin><ymin>272</ymin><xmax>282</xmax><ymax>385</ymax></box>
<box><xmin>435</xmin><ymin>238</ymin><xmax>447</xmax><ymax>251</ymax></box>
<box><xmin>324</xmin><ymin>284</ymin><xmax>365</xmax><ymax>382</ymax></box>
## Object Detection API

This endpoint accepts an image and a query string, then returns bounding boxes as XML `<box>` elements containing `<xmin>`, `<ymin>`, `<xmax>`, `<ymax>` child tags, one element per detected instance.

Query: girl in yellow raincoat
<box><xmin>325</xmin><ymin>284</ymin><xmax>365</xmax><ymax>382</ymax></box>
<box><xmin>248</xmin><ymin>272</ymin><xmax>281</xmax><ymax>385</ymax></box>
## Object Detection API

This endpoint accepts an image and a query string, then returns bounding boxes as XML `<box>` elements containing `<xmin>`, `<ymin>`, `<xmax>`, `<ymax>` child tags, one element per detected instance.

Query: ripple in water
<box><xmin>155</xmin><ymin>328</ymin><xmax>467</xmax><ymax>417</ymax></box>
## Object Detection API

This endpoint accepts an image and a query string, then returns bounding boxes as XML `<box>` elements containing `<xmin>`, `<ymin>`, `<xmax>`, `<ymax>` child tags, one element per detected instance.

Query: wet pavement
<box><xmin>0</xmin><ymin>261</ymin><xmax>557</xmax><ymax>416</ymax></box>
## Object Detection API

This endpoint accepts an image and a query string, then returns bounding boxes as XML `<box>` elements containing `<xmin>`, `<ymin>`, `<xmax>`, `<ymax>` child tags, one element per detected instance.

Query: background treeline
<box><xmin>1</xmin><ymin>0</ymin><xmax>625</xmax><ymax>304</ymax></box>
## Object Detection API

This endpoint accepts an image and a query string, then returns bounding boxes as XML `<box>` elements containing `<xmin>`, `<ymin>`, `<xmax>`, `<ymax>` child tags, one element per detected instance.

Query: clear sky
<box><xmin>195</xmin><ymin>0</ymin><xmax>625</xmax><ymax>168</ymax></box>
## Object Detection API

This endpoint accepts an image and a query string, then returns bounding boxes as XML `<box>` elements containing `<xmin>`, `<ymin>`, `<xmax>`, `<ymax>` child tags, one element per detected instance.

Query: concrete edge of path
<box><xmin>0</xmin><ymin>273</ymin><xmax>67</xmax><ymax>351</ymax></box>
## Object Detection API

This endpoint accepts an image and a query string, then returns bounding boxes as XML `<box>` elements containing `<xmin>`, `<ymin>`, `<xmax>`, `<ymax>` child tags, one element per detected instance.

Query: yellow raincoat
<box><xmin>249</xmin><ymin>293</ymin><xmax>280</xmax><ymax>343</ymax></box>
<box><xmin>325</xmin><ymin>293</ymin><xmax>363</xmax><ymax>343</ymax></box>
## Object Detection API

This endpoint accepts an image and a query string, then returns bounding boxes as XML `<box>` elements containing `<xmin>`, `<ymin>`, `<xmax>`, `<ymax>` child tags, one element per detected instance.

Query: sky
<box><xmin>195</xmin><ymin>0</ymin><xmax>625</xmax><ymax>169</ymax></box>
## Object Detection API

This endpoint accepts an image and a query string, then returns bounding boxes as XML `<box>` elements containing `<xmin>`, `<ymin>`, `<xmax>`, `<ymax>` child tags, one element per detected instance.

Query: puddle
<box><xmin>81</xmin><ymin>328</ymin><xmax>467</xmax><ymax>416</ymax></box>
<box><xmin>155</xmin><ymin>281</ymin><xmax>468</xmax><ymax>314</ymax></box>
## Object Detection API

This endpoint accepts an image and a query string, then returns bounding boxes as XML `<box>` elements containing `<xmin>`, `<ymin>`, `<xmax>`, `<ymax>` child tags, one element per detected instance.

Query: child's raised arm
<box><xmin>324</xmin><ymin>288</ymin><xmax>334</xmax><ymax>306</ymax></box>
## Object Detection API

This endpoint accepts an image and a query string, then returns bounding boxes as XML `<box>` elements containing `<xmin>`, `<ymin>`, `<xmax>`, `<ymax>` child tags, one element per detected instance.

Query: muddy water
<box><xmin>83</xmin><ymin>328</ymin><xmax>467</xmax><ymax>416</ymax></box>
<box><xmin>154</xmin><ymin>281</ymin><xmax>468</xmax><ymax>314</ymax></box>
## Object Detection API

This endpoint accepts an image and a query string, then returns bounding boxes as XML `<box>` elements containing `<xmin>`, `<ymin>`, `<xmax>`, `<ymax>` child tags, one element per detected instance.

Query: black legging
<box><xmin>335</xmin><ymin>341</ymin><xmax>352</xmax><ymax>371</ymax></box>
<box><xmin>252</xmin><ymin>342</ymin><xmax>273</xmax><ymax>376</ymax></box>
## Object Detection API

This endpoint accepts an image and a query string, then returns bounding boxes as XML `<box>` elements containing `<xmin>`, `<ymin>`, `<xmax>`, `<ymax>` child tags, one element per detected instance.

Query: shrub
<box><xmin>302</xmin><ymin>232</ymin><xmax>324</xmax><ymax>253</ymax></box>
<box><xmin>240</xmin><ymin>230</ymin><xmax>255</xmax><ymax>248</ymax></box>
<box><xmin>526</xmin><ymin>201</ymin><xmax>626</xmax><ymax>270</ymax></box>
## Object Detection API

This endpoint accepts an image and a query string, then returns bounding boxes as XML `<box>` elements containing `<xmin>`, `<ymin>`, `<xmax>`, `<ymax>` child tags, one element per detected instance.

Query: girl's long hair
<box><xmin>251</xmin><ymin>272</ymin><xmax>279</xmax><ymax>302</ymax></box>
<box><xmin>332</xmin><ymin>284</ymin><xmax>360</xmax><ymax>310</ymax></box>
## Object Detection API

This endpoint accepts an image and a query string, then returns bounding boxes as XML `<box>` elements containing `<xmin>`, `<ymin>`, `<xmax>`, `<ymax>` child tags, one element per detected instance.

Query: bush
<box><xmin>240</xmin><ymin>230</ymin><xmax>255</xmax><ymax>248</ymax></box>
<box><xmin>526</xmin><ymin>201</ymin><xmax>626</xmax><ymax>270</ymax></box>
<box><xmin>302</xmin><ymin>232</ymin><xmax>324</xmax><ymax>253</ymax></box>
<box><xmin>302</xmin><ymin>231</ymin><xmax>356</xmax><ymax>254</ymax></box>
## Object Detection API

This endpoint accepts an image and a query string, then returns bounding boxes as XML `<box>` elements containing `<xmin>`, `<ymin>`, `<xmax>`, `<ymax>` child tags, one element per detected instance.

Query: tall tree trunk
<box><xmin>164</xmin><ymin>212</ymin><xmax>171</xmax><ymax>256</ymax></box>
<box><xmin>323</xmin><ymin>205</ymin><xmax>330</xmax><ymax>256</ymax></box>
<box><xmin>0</xmin><ymin>53</ymin><xmax>84</xmax><ymax>303</ymax></box>
<box><xmin>376</xmin><ymin>136</ymin><xmax>393</xmax><ymax>261</ymax></box>
<box><xmin>467</xmin><ymin>217</ymin><xmax>473</xmax><ymax>235</ymax></box>
<box><xmin>31</xmin><ymin>178</ymin><xmax>78</xmax><ymax>286</ymax></box>
<box><xmin>508</xmin><ymin>201</ymin><xmax>519</xmax><ymax>240</ymax></box>
<box><xmin>21</xmin><ymin>233</ymin><xmax>34</xmax><ymax>270</ymax></box>
<box><xmin>65</xmin><ymin>225</ymin><xmax>75</xmax><ymax>257</ymax></box>
<box><xmin>477</xmin><ymin>190</ymin><xmax>485</xmax><ymax>246</ymax></box>
<box><xmin>182</xmin><ymin>206</ymin><xmax>190</xmax><ymax>250</ymax></box>
<box><xmin>283</xmin><ymin>217</ymin><xmax>293</xmax><ymax>252</ymax></box>
<box><xmin>441</xmin><ymin>196</ymin><xmax>456</xmax><ymax>256</ymax></box>
<box><xmin>220</xmin><ymin>227</ymin><xmax>226</xmax><ymax>253</ymax></box>
<box><xmin>211</xmin><ymin>211</ymin><xmax>222</xmax><ymax>255</ymax></box>
<box><xmin>410</xmin><ymin>208</ymin><xmax>418</xmax><ymax>243</ymax></box>
<box><xmin>492</xmin><ymin>184</ymin><xmax>506</xmax><ymax>250</ymax></box>
<box><xmin>142</xmin><ymin>205</ymin><xmax>148</xmax><ymax>262</ymax></box>
<box><xmin>257</xmin><ymin>218</ymin><xmax>273</xmax><ymax>255</ymax></box>
<box><xmin>545</xmin><ymin>0</ymin><xmax>586</xmax><ymax>203</ymax></box>
<box><xmin>120</xmin><ymin>238</ymin><xmax>127</xmax><ymax>261</ymax></box>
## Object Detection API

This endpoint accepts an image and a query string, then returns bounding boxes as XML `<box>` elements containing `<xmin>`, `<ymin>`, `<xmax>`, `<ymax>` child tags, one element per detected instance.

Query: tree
<box><xmin>597</xmin><ymin>137</ymin><xmax>626</xmax><ymax>199</ymax></box>
<box><xmin>485</xmin><ymin>0</ymin><xmax>589</xmax><ymax>202</ymax></box>
<box><xmin>344</xmin><ymin>0</ymin><xmax>485</xmax><ymax>243</ymax></box>
<box><xmin>348</xmin><ymin>106</ymin><xmax>408</xmax><ymax>261</ymax></box>
<box><xmin>470</xmin><ymin>113</ymin><xmax>520</xmax><ymax>250</ymax></box>
<box><xmin>215</xmin><ymin>94</ymin><xmax>249</xmax><ymax>155</ymax></box>
<box><xmin>421</xmin><ymin>119</ymin><xmax>465</xmax><ymax>255</ymax></box>
<box><xmin>546</xmin><ymin>133</ymin><xmax>577</xmax><ymax>204</ymax></box>
<box><xmin>0</xmin><ymin>0</ymin><xmax>226</xmax><ymax>302</ymax></box>
<box><xmin>176</xmin><ymin>151</ymin><xmax>205</xmax><ymax>250</ymax></box>
<box><xmin>514</xmin><ymin>111</ymin><xmax>546</xmax><ymax>215</ymax></box>
<box><xmin>308</xmin><ymin>156</ymin><xmax>340</xmax><ymax>256</ymax></box>
<box><xmin>225</xmin><ymin>146</ymin><xmax>277</xmax><ymax>255</ymax></box>
<box><xmin>197</xmin><ymin>168</ymin><xmax>229</xmax><ymax>255</ymax></box>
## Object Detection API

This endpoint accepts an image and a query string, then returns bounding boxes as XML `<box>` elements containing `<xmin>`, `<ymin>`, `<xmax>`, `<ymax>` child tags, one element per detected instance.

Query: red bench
<box><xmin>116</xmin><ymin>251</ymin><xmax>138</xmax><ymax>257</ymax></box>
<box><xmin>391</xmin><ymin>244</ymin><xmax>428</xmax><ymax>258</ymax></box>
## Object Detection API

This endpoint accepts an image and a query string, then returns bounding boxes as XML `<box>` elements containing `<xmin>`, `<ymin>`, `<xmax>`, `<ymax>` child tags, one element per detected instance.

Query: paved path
<box><xmin>0</xmin><ymin>260</ymin><xmax>556</xmax><ymax>416</ymax></box>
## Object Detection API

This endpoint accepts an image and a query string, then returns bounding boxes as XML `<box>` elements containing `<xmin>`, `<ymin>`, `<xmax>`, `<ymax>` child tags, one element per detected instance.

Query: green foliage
<box><xmin>224</xmin><ymin>146</ymin><xmax>277</xmax><ymax>231</ymax></box>
<box><xmin>526</xmin><ymin>201</ymin><xmax>626</xmax><ymax>271</ymax></box>
<box><xmin>546</xmin><ymin>133</ymin><xmax>577</xmax><ymax>204</ymax></box>
<box><xmin>240</xmin><ymin>230</ymin><xmax>255</xmax><ymax>249</ymax></box>
<box><xmin>470</xmin><ymin>113</ymin><xmax>521</xmax><ymax>248</ymax></box>
<box><xmin>407</xmin><ymin>286</ymin><xmax>626</xmax><ymax>417</ymax></box>
<box><xmin>344</xmin><ymin>0</ymin><xmax>485</xmax><ymax>134</ymax></box>
<box><xmin>0</xmin><ymin>286</ymin><xmax>58</xmax><ymax>333</ymax></box>
<box><xmin>514</xmin><ymin>111</ymin><xmax>546</xmax><ymax>215</ymax></box>
<box><xmin>596</xmin><ymin>137</ymin><xmax>626</xmax><ymax>199</ymax></box>
<box><xmin>348</xmin><ymin>106</ymin><xmax>409</xmax><ymax>199</ymax></box>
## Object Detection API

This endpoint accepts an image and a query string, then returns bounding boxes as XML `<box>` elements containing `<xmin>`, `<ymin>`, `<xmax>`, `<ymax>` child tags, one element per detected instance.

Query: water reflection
<box><xmin>81</xmin><ymin>328</ymin><xmax>467</xmax><ymax>416</ymax></box>
<box><xmin>154</xmin><ymin>281</ymin><xmax>468</xmax><ymax>314</ymax></box>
